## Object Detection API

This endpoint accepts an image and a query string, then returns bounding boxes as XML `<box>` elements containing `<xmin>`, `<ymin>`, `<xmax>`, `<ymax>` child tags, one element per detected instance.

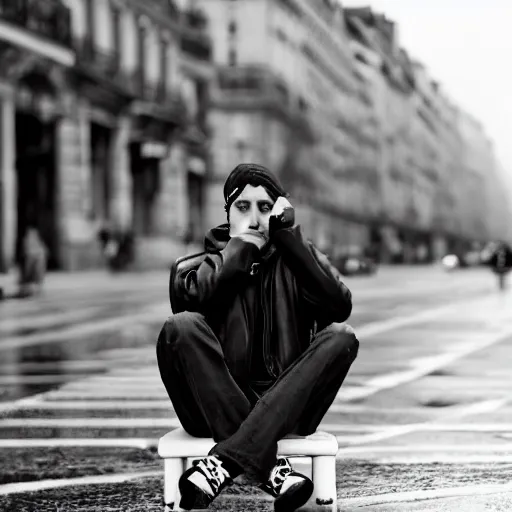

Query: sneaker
<box><xmin>178</xmin><ymin>455</ymin><xmax>233</xmax><ymax>510</ymax></box>
<box><xmin>260</xmin><ymin>457</ymin><xmax>314</xmax><ymax>512</ymax></box>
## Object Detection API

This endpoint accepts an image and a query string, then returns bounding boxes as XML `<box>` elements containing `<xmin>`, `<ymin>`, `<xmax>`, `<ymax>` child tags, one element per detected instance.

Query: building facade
<box><xmin>2</xmin><ymin>1</ymin><xmax>509</xmax><ymax>272</ymax></box>
<box><xmin>344</xmin><ymin>6</ymin><xmax>511</xmax><ymax>262</ymax></box>
<box><xmin>198</xmin><ymin>0</ymin><xmax>511</xmax><ymax>263</ymax></box>
<box><xmin>195</xmin><ymin>0</ymin><xmax>379</xmax><ymax>254</ymax></box>
<box><xmin>0</xmin><ymin>0</ymin><xmax>213</xmax><ymax>271</ymax></box>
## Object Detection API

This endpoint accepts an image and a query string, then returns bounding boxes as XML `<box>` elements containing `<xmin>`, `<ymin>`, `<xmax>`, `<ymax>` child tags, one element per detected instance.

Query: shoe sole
<box><xmin>178</xmin><ymin>477</ymin><xmax>212</xmax><ymax>510</ymax></box>
<box><xmin>274</xmin><ymin>479</ymin><xmax>314</xmax><ymax>512</ymax></box>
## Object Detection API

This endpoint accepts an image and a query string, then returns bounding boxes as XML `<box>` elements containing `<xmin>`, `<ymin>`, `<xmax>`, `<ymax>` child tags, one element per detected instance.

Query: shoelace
<box><xmin>269</xmin><ymin>457</ymin><xmax>292</xmax><ymax>493</ymax></box>
<box><xmin>195</xmin><ymin>457</ymin><xmax>231</xmax><ymax>495</ymax></box>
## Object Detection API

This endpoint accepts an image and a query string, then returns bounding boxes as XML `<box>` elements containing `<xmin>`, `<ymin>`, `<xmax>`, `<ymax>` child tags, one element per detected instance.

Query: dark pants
<box><xmin>156</xmin><ymin>312</ymin><xmax>359</xmax><ymax>482</ymax></box>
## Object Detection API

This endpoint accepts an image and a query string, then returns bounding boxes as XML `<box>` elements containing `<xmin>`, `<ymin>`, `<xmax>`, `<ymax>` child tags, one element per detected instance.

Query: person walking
<box><xmin>489</xmin><ymin>240</ymin><xmax>512</xmax><ymax>290</ymax></box>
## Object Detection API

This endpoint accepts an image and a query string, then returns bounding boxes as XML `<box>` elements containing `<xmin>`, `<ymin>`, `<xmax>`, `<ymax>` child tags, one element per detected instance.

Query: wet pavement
<box><xmin>1</xmin><ymin>265</ymin><xmax>512</xmax><ymax>510</ymax></box>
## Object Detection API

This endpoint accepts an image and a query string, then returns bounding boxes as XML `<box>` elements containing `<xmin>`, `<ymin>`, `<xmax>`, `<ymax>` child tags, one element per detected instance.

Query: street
<box><xmin>1</xmin><ymin>265</ymin><xmax>512</xmax><ymax>511</ymax></box>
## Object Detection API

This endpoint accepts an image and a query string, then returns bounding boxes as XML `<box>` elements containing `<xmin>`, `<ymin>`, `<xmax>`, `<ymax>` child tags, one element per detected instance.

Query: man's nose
<box><xmin>249</xmin><ymin>208</ymin><xmax>260</xmax><ymax>229</ymax></box>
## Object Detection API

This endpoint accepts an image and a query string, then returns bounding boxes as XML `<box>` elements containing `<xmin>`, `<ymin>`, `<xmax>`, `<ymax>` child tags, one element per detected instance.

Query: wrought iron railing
<box><xmin>0</xmin><ymin>0</ymin><xmax>71</xmax><ymax>46</ymax></box>
<box><xmin>180</xmin><ymin>33</ymin><xmax>212</xmax><ymax>61</ymax></box>
<box><xmin>75</xmin><ymin>37</ymin><xmax>120</xmax><ymax>75</ymax></box>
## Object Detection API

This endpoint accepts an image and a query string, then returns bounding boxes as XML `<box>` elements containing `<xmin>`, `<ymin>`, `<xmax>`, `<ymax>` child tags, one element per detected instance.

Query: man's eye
<box><xmin>237</xmin><ymin>204</ymin><xmax>248</xmax><ymax>212</ymax></box>
<box><xmin>260</xmin><ymin>204</ymin><xmax>272</xmax><ymax>212</ymax></box>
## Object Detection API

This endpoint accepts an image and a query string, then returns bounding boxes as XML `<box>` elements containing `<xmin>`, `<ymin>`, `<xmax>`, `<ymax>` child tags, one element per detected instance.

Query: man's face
<box><xmin>228</xmin><ymin>184</ymin><xmax>275</xmax><ymax>237</ymax></box>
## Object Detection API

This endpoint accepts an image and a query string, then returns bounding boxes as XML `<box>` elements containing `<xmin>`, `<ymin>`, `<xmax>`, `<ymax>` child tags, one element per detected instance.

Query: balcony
<box><xmin>75</xmin><ymin>37</ymin><xmax>120</xmax><ymax>76</ymax></box>
<box><xmin>0</xmin><ymin>0</ymin><xmax>71</xmax><ymax>47</ymax></box>
<box><xmin>217</xmin><ymin>65</ymin><xmax>292</xmax><ymax>107</ymax></box>
<box><xmin>129</xmin><ymin>69</ymin><xmax>187</xmax><ymax>124</ymax></box>
<box><xmin>216</xmin><ymin>65</ymin><xmax>314</xmax><ymax>139</ymax></box>
<box><xmin>73</xmin><ymin>37</ymin><xmax>134</xmax><ymax>98</ymax></box>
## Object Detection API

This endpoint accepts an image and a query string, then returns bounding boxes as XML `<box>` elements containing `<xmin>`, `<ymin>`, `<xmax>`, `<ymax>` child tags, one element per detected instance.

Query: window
<box><xmin>137</xmin><ymin>18</ymin><xmax>148</xmax><ymax>89</ymax></box>
<box><xmin>159</xmin><ymin>36</ymin><xmax>168</xmax><ymax>99</ymax></box>
<box><xmin>111</xmin><ymin>4</ymin><xmax>122</xmax><ymax>69</ymax></box>
<box><xmin>85</xmin><ymin>0</ymin><xmax>95</xmax><ymax>43</ymax></box>
<box><xmin>228</xmin><ymin>47</ymin><xmax>237</xmax><ymax>66</ymax></box>
<box><xmin>228</xmin><ymin>20</ymin><xmax>237</xmax><ymax>35</ymax></box>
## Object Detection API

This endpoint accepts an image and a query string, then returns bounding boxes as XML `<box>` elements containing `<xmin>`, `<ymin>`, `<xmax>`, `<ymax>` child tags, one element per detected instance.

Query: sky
<box><xmin>343</xmin><ymin>0</ymin><xmax>512</xmax><ymax>182</ymax></box>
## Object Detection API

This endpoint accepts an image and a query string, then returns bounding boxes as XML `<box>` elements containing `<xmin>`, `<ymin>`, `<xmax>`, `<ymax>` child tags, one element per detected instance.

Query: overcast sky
<box><xmin>343</xmin><ymin>0</ymin><xmax>512</xmax><ymax>180</ymax></box>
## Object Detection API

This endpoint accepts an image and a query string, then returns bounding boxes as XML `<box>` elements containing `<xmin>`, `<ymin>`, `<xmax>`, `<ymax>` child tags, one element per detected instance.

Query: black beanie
<box><xmin>223</xmin><ymin>163</ymin><xmax>288</xmax><ymax>213</ymax></box>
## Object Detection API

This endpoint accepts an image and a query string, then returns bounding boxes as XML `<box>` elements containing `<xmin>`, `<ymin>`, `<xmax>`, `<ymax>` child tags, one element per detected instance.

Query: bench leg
<box><xmin>311</xmin><ymin>456</ymin><xmax>337</xmax><ymax>511</ymax></box>
<box><xmin>164</xmin><ymin>458</ymin><xmax>185</xmax><ymax>511</ymax></box>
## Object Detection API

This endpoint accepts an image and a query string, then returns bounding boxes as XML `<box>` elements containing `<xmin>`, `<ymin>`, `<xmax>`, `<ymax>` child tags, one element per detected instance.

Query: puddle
<box><xmin>0</xmin><ymin>321</ymin><xmax>160</xmax><ymax>403</ymax></box>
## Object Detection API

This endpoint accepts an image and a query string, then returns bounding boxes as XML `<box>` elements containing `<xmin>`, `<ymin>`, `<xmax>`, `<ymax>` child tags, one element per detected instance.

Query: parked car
<box><xmin>333</xmin><ymin>255</ymin><xmax>378</xmax><ymax>276</ymax></box>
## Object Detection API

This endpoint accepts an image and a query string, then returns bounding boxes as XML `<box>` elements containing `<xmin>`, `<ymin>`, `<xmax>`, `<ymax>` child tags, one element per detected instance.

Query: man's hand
<box><xmin>232</xmin><ymin>230</ymin><xmax>268</xmax><ymax>250</ymax></box>
<box><xmin>269</xmin><ymin>197</ymin><xmax>295</xmax><ymax>233</ymax></box>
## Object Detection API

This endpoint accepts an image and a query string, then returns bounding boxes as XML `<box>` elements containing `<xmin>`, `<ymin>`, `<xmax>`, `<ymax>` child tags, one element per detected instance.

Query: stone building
<box><xmin>0</xmin><ymin>0</ymin><xmax>213</xmax><ymax>271</ymax></box>
<box><xmin>345</xmin><ymin>6</ymin><xmax>511</xmax><ymax>262</ymax></box>
<box><xmin>194</xmin><ymin>0</ymin><xmax>377</xmax><ymax>255</ymax></box>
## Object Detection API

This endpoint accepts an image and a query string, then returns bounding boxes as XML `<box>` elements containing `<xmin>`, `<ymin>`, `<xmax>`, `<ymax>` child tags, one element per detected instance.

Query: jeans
<box><xmin>156</xmin><ymin>312</ymin><xmax>358</xmax><ymax>482</ymax></box>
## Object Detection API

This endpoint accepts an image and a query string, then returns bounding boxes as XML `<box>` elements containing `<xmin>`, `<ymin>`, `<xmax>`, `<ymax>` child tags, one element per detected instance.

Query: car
<box><xmin>333</xmin><ymin>255</ymin><xmax>378</xmax><ymax>276</ymax></box>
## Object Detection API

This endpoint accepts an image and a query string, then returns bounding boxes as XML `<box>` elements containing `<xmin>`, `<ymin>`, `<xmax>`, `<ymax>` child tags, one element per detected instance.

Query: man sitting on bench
<box><xmin>157</xmin><ymin>163</ymin><xmax>359</xmax><ymax>511</ymax></box>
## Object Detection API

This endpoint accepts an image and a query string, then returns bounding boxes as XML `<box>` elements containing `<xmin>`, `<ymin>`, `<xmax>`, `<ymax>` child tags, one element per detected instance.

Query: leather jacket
<box><xmin>169</xmin><ymin>223</ymin><xmax>352</xmax><ymax>393</ymax></box>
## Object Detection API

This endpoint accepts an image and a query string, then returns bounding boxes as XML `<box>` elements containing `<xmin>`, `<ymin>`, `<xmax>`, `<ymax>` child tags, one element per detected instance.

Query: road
<box><xmin>0</xmin><ymin>266</ymin><xmax>511</xmax><ymax>511</ymax></box>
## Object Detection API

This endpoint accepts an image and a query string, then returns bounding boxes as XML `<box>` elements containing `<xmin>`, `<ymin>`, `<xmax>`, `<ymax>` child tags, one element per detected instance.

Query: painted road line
<box><xmin>0</xmin><ymin>438</ymin><xmax>157</xmax><ymax>449</ymax></box>
<box><xmin>327</xmin><ymin>403</ymin><xmax>440</xmax><ymax>414</ymax></box>
<box><xmin>335</xmin><ymin>399</ymin><xmax>507</xmax><ymax>447</ymax></box>
<box><xmin>39</xmin><ymin>391</ymin><xmax>170</xmax><ymax>400</ymax></box>
<box><xmin>0</xmin><ymin>418</ymin><xmax>181</xmax><ymax>428</ymax></box>
<box><xmin>12</xmin><ymin>399</ymin><xmax>175</xmax><ymax>410</ymax></box>
<box><xmin>351</xmin><ymin>294</ymin><xmax>490</xmax><ymax>339</ymax></box>
<box><xmin>57</xmin><ymin>382</ymin><xmax>166</xmax><ymax>391</ymax></box>
<box><xmin>0</xmin><ymin>303</ymin><xmax>169</xmax><ymax>352</ymax></box>
<box><xmin>338</xmin><ymin>482</ymin><xmax>512</xmax><ymax>508</ymax></box>
<box><xmin>0</xmin><ymin>359</ymin><xmax>108</xmax><ymax>374</ymax></box>
<box><xmin>0</xmin><ymin>470</ymin><xmax>163</xmax><ymax>496</ymax></box>
<box><xmin>336</xmin><ymin>443</ymin><xmax>512</xmax><ymax>455</ymax></box>
<box><xmin>337</xmin><ymin>322</ymin><xmax>512</xmax><ymax>402</ymax></box>
<box><xmin>0</xmin><ymin>306</ymin><xmax>109</xmax><ymax>334</ymax></box>
<box><xmin>61</xmin><ymin>377</ymin><xmax>165</xmax><ymax>387</ymax></box>
<box><xmin>336</xmin><ymin>454</ymin><xmax>512</xmax><ymax>464</ymax></box>
<box><xmin>0</xmin><ymin>291</ymin><xmax>162</xmax><ymax>333</ymax></box>
<box><xmin>323</xmin><ymin>422</ymin><xmax>512</xmax><ymax>434</ymax></box>
<box><xmin>417</xmin><ymin>423</ymin><xmax>512</xmax><ymax>432</ymax></box>
<box><xmin>0</xmin><ymin>374</ymin><xmax>82</xmax><ymax>385</ymax></box>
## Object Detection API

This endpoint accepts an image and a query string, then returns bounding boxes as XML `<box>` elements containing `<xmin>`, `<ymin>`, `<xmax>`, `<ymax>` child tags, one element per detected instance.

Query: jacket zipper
<box><xmin>261</xmin><ymin>269</ymin><xmax>277</xmax><ymax>379</ymax></box>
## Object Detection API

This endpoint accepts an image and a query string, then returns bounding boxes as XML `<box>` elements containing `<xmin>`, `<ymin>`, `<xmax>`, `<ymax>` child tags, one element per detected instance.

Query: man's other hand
<box><xmin>232</xmin><ymin>230</ymin><xmax>268</xmax><ymax>250</ymax></box>
<box><xmin>269</xmin><ymin>197</ymin><xmax>295</xmax><ymax>232</ymax></box>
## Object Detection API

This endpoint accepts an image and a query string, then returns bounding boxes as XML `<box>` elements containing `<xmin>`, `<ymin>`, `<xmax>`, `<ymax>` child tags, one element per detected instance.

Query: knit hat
<box><xmin>223</xmin><ymin>163</ymin><xmax>288</xmax><ymax>213</ymax></box>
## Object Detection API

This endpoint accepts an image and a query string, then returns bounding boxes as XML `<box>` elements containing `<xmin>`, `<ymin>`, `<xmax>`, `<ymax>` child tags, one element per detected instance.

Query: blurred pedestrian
<box><xmin>97</xmin><ymin>219</ymin><xmax>134</xmax><ymax>272</ymax></box>
<box><xmin>18</xmin><ymin>226</ymin><xmax>47</xmax><ymax>297</ymax></box>
<box><xmin>157</xmin><ymin>163</ymin><xmax>358</xmax><ymax>511</ymax></box>
<box><xmin>488</xmin><ymin>240</ymin><xmax>512</xmax><ymax>290</ymax></box>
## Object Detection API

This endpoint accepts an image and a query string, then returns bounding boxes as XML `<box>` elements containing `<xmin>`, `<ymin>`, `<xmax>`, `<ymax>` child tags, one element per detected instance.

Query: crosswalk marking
<box><xmin>12</xmin><ymin>399</ymin><xmax>175</xmax><ymax>409</ymax></box>
<box><xmin>0</xmin><ymin>303</ymin><xmax>169</xmax><ymax>352</ymax></box>
<box><xmin>0</xmin><ymin>438</ymin><xmax>156</xmax><ymax>449</ymax></box>
<box><xmin>0</xmin><ymin>418</ymin><xmax>181</xmax><ymax>428</ymax></box>
<box><xmin>0</xmin><ymin>470</ymin><xmax>163</xmax><ymax>496</ymax></box>
<box><xmin>338</xmin><ymin>482</ymin><xmax>512</xmax><ymax>508</ymax></box>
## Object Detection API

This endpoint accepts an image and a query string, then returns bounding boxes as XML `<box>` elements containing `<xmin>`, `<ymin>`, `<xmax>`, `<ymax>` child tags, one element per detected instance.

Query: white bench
<box><xmin>158</xmin><ymin>427</ymin><xmax>338</xmax><ymax>511</ymax></box>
